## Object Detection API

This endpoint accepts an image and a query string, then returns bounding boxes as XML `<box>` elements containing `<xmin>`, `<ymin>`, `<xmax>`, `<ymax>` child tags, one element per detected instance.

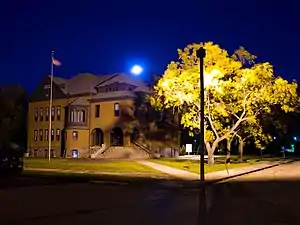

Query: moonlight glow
<box><xmin>131</xmin><ymin>65</ymin><xmax>143</xmax><ymax>75</ymax></box>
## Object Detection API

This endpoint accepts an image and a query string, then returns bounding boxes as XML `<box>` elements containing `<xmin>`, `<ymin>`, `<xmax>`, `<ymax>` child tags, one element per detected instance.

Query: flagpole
<box><xmin>48</xmin><ymin>51</ymin><xmax>54</xmax><ymax>162</ymax></box>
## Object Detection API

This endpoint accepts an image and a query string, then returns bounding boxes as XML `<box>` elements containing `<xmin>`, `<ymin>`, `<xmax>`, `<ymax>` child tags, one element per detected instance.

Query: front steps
<box><xmin>93</xmin><ymin>146</ymin><xmax>151</xmax><ymax>159</ymax></box>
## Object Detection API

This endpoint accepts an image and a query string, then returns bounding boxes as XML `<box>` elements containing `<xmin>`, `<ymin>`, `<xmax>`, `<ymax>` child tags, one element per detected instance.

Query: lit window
<box><xmin>73</xmin><ymin>131</ymin><xmax>78</xmax><ymax>140</ymax></box>
<box><xmin>45</xmin><ymin>129</ymin><xmax>49</xmax><ymax>141</ymax></box>
<box><xmin>71</xmin><ymin>110</ymin><xmax>85</xmax><ymax>123</ymax></box>
<box><xmin>114</xmin><ymin>103</ymin><xmax>120</xmax><ymax>117</ymax></box>
<box><xmin>56</xmin><ymin>129</ymin><xmax>60</xmax><ymax>141</ymax></box>
<box><xmin>34</xmin><ymin>130</ymin><xmax>38</xmax><ymax>141</ymax></box>
<box><xmin>57</xmin><ymin>106</ymin><xmax>61</xmax><ymax>120</ymax></box>
<box><xmin>51</xmin><ymin>129</ymin><xmax>54</xmax><ymax>141</ymax></box>
<box><xmin>71</xmin><ymin>110</ymin><xmax>75</xmax><ymax>122</ymax></box>
<box><xmin>51</xmin><ymin>106</ymin><xmax>55</xmax><ymax>121</ymax></box>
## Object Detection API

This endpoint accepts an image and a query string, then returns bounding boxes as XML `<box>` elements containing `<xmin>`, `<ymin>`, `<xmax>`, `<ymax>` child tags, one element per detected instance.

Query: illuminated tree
<box><xmin>150</xmin><ymin>42</ymin><xmax>298</xmax><ymax>165</ymax></box>
<box><xmin>234</xmin><ymin>120</ymin><xmax>272</xmax><ymax>162</ymax></box>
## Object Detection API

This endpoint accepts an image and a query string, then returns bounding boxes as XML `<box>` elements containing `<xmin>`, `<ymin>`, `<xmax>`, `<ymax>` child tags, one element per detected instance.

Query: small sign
<box><xmin>186</xmin><ymin>144</ymin><xmax>192</xmax><ymax>153</ymax></box>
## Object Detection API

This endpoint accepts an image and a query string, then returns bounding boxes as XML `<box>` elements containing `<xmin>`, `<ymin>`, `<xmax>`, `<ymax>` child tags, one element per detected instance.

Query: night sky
<box><xmin>1</xmin><ymin>0</ymin><xmax>300</xmax><ymax>93</ymax></box>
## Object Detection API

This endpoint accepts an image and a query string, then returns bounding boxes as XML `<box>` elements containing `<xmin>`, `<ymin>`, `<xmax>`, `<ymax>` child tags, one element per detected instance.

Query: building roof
<box><xmin>50</xmin><ymin>72</ymin><xmax>150</xmax><ymax>97</ymax></box>
<box><xmin>95</xmin><ymin>73</ymin><xmax>146</xmax><ymax>88</ymax></box>
<box><xmin>69</xmin><ymin>97</ymin><xmax>90</xmax><ymax>106</ymax></box>
<box><xmin>91</xmin><ymin>90</ymin><xmax>137</xmax><ymax>101</ymax></box>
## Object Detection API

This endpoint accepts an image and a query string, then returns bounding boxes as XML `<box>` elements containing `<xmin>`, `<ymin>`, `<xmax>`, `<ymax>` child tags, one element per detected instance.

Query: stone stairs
<box><xmin>94</xmin><ymin>146</ymin><xmax>151</xmax><ymax>159</ymax></box>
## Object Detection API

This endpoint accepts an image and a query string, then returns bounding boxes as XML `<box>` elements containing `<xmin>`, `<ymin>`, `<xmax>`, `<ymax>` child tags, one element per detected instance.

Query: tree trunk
<box><xmin>226</xmin><ymin>139</ymin><xmax>232</xmax><ymax>164</ymax></box>
<box><xmin>206</xmin><ymin>142</ymin><xmax>216</xmax><ymax>166</ymax></box>
<box><xmin>208</xmin><ymin>151</ymin><xmax>214</xmax><ymax>166</ymax></box>
<box><xmin>239</xmin><ymin>140</ymin><xmax>244</xmax><ymax>163</ymax></box>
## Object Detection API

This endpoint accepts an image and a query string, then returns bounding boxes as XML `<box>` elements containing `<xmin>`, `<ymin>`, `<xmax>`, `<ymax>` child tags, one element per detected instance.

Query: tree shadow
<box><xmin>118</xmin><ymin>92</ymin><xmax>180</xmax><ymax>153</ymax></box>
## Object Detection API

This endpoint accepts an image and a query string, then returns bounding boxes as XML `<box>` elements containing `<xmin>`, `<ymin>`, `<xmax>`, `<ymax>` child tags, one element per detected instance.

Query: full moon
<box><xmin>131</xmin><ymin>65</ymin><xmax>143</xmax><ymax>75</ymax></box>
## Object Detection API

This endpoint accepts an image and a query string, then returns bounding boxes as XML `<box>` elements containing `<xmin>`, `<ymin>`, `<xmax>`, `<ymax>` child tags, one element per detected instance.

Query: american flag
<box><xmin>52</xmin><ymin>57</ymin><xmax>62</xmax><ymax>66</ymax></box>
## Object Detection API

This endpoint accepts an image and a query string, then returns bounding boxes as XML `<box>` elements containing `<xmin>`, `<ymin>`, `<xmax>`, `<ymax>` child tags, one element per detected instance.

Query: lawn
<box><xmin>24</xmin><ymin>158</ymin><xmax>161</xmax><ymax>175</ymax></box>
<box><xmin>150</xmin><ymin>158</ymin><xmax>262</xmax><ymax>174</ymax></box>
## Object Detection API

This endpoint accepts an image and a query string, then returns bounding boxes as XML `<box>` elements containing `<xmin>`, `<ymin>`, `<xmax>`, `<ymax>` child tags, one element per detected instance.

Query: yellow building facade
<box><xmin>28</xmin><ymin>73</ymin><xmax>179</xmax><ymax>158</ymax></box>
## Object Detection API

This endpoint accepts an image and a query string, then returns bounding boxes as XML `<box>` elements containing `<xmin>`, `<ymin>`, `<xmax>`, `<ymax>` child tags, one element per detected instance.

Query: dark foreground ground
<box><xmin>1</xmin><ymin>162</ymin><xmax>300</xmax><ymax>225</ymax></box>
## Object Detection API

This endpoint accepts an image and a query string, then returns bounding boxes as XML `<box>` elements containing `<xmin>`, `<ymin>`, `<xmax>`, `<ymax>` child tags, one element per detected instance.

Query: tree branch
<box><xmin>206</xmin><ymin>90</ymin><xmax>219</xmax><ymax>139</ymax></box>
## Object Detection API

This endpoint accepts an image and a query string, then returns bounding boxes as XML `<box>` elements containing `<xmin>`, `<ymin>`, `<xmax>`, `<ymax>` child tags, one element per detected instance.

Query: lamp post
<box><xmin>197</xmin><ymin>46</ymin><xmax>207</xmax><ymax>225</ymax></box>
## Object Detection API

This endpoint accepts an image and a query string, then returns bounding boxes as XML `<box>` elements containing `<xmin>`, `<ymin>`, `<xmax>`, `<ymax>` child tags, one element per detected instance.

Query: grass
<box><xmin>20</xmin><ymin>170</ymin><xmax>171</xmax><ymax>185</ymax></box>
<box><xmin>150</xmin><ymin>156</ymin><xmax>270</xmax><ymax>174</ymax></box>
<box><xmin>24</xmin><ymin>158</ymin><xmax>161</xmax><ymax>175</ymax></box>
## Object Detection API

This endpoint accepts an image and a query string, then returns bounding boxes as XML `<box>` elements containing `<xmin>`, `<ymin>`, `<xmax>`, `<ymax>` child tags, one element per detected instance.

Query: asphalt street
<box><xmin>1</xmin><ymin>161</ymin><xmax>300</xmax><ymax>225</ymax></box>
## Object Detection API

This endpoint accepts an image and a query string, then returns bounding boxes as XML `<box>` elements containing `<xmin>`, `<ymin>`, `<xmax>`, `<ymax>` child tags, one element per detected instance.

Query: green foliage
<box><xmin>179</xmin><ymin>145</ymin><xmax>186</xmax><ymax>155</ymax></box>
<box><xmin>0</xmin><ymin>86</ymin><xmax>27</xmax><ymax>146</ymax></box>
<box><xmin>150</xmin><ymin>42</ymin><xmax>298</xmax><ymax>157</ymax></box>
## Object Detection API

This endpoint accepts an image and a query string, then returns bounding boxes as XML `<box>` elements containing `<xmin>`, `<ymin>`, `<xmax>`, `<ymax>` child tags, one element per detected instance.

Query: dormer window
<box><xmin>44</xmin><ymin>84</ymin><xmax>50</xmax><ymax>97</ymax></box>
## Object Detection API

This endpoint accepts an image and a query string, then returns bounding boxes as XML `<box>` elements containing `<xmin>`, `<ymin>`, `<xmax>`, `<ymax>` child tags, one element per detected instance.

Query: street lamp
<box><xmin>197</xmin><ymin>46</ymin><xmax>207</xmax><ymax>225</ymax></box>
<box><xmin>197</xmin><ymin>47</ymin><xmax>206</xmax><ymax>182</ymax></box>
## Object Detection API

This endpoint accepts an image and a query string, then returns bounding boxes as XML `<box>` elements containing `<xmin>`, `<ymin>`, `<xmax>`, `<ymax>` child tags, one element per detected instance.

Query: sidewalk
<box><xmin>137</xmin><ymin>160</ymin><xmax>293</xmax><ymax>182</ymax></box>
<box><xmin>137</xmin><ymin>161</ymin><xmax>199</xmax><ymax>180</ymax></box>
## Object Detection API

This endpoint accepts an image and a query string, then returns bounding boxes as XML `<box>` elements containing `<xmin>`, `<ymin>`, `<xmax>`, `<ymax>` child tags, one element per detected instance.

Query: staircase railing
<box><xmin>100</xmin><ymin>145</ymin><xmax>112</xmax><ymax>155</ymax></box>
<box><xmin>131</xmin><ymin>141</ymin><xmax>152</xmax><ymax>155</ymax></box>
<box><xmin>90</xmin><ymin>145</ymin><xmax>112</xmax><ymax>158</ymax></box>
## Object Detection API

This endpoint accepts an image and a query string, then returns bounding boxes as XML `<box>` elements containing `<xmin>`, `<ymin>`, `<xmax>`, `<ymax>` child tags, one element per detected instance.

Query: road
<box><xmin>207</xmin><ymin>160</ymin><xmax>300</xmax><ymax>225</ymax></box>
<box><xmin>1</xmin><ymin>161</ymin><xmax>300</xmax><ymax>225</ymax></box>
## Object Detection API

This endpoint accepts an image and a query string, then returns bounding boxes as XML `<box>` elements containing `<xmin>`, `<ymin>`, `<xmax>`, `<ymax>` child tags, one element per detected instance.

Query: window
<box><xmin>34</xmin><ymin>108</ymin><xmax>38</xmax><ymax>122</ymax></box>
<box><xmin>51</xmin><ymin>129</ymin><xmax>54</xmax><ymax>141</ymax></box>
<box><xmin>95</xmin><ymin>105</ymin><xmax>100</xmax><ymax>118</ymax></box>
<box><xmin>70</xmin><ymin>110</ymin><xmax>86</xmax><ymax>123</ymax></box>
<box><xmin>45</xmin><ymin>107</ymin><xmax>49</xmax><ymax>121</ymax></box>
<box><xmin>72</xmin><ymin>131</ymin><xmax>78</xmax><ymax>140</ymax></box>
<box><xmin>114</xmin><ymin>103</ymin><xmax>120</xmax><ymax>117</ymax></box>
<box><xmin>34</xmin><ymin>149</ymin><xmax>38</xmax><ymax>157</ymax></box>
<box><xmin>45</xmin><ymin>89</ymin><xmax>50</xmax><ymax>97</ymax></box>
<box><xmin>44</xmin><ymin>149</ymin><xmax>48</xmax><ymax>158</ymax></box>
<box><xmin>34</xmin><ymin>130</ymin><xmax>38</xmax><ymax>141</ymax></box>
<box><xmin>44</xmin><ymin>84</ymin><xmax>50</xmax><ymax>97</ymax></box>
<box><xmin>51</xmin><ymin>106</ymin><xmax>55</xmax><ymax>121</ymax></box>
<box><xmin>45</xmin><ymin>129</ymin><xmax>49</xmax><ymax>141</ymax></box>
<box><xmin>39</xmin><ymin>107</ymin><xmax>44</xmax><ymax>121</ymax></box>
<box><xmin>78</xmin><ymin>111</ymin><xmax>84</xmax><ymax>122</ymax></box>
<box><xmin>57</xmin><ymin>106</ymin><xmax>61</xmax><ymax>120</ymax></box>
<box><xmin>39</xmin><ymin>129</ymin><xmax>43</xmax><ymax>141</ymax></box>
<box><xmin>56</xmin><ymin>129</ymin><xmax>60</xmax><ymax>141</ymax></box>
<box><xmin>82</xmin><ymin>111</ymin><xmax>86</xmax><ymax>122</ymax></box>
